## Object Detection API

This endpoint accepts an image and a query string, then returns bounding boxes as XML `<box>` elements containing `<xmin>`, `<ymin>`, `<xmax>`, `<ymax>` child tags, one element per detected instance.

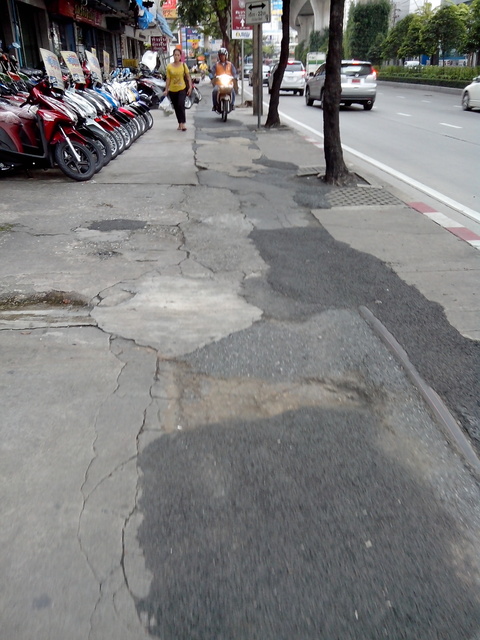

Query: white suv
<box><xmin>267</xmin><ymin>60</ymin><xmax>306</xmax><ymax>96</ymax></box>
<box><xmin>305</xmin><ymin>60</ymin><xmax>377</xmax><ymax>110</ymax></box>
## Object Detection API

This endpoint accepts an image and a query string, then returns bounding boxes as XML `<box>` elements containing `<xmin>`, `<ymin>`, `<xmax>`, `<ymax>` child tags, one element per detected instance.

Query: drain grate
<box><xmin>327</xmin><ymin>187</ymin><xmax>404</xmax><ymax>208</ymax></box>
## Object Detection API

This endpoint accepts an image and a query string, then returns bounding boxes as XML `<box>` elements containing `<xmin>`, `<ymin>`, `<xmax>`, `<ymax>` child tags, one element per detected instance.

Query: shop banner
<box><xmin>151</xmin><ymin>36</ymin><xmax>169</xmax><ymax>53</ymax></box>
<box><xmin>103</xmin><ymin>51</ymin><xmax>110</xmax><ymax>74</ymax></box>
<box><xmin>61</xmin><ymin>50</ymin><xmax>85</xmax><ymax>84</ymax></box>
<box><xmin>162</xmin><ymin>0</ymin><xmax>177</xmax><ymax>19</ymax></box>
<box><xmin>85</xmin><ymin>50</ymin><xmax>102</xmax><ymax>81</ymax></box>
<box><xmin>40</xmin><ymin>48</ymin><xmax>64</xmax><ymax>89</ymax></box>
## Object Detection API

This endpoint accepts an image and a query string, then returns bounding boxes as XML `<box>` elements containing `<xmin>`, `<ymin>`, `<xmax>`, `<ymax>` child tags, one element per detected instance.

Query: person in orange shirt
<box><xmin>163</xmin><ymin>48</ymin><xmax>192</xmax><ymax>131</ymax></box>
<box><xmin>210</xmin><ymin>47</ymin><xmax>237</xmax><ymax>112</ymax></box>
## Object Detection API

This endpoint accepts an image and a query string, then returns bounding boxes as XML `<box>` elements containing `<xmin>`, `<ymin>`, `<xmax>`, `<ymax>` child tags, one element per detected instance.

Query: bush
<box><xmin>377</xmin><ymin>65</ymin><xmax>480</xmax><ymax>88</ymax></box>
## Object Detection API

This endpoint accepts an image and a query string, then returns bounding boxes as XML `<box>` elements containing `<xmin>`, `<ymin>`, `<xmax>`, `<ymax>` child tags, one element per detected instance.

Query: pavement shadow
<box><xmin>136</xmin><ymin>408</ymin><xmax>480</xmax><ymax>639</ymax></box>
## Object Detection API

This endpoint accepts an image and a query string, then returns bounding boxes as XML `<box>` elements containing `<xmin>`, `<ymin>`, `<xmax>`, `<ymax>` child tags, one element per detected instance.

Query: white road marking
<box><xmin>275</xmin><ymin>107</ymin><xmax>480</xmax><ymax>225</ymax></box>
<box><xmin>439</xmin><ymin>122</ymin><xmax>462</xmax><ymax>129</ymax></box>
<box><xmin>397</xmin><ymin>112</ymin><xmax>412</xmax><ymax>117</ymax></box>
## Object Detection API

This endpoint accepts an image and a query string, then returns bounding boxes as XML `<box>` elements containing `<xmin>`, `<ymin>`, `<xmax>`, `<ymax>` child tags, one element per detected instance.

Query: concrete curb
<box><xmin>359</xmin><ymin>305</ymin><xmax>480</xmax><ymax>478</ymax></box>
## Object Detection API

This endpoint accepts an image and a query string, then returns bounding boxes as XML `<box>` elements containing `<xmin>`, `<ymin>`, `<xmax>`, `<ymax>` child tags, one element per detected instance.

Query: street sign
<box><xmin>245</xmin><ymin>0</ymin><xmax>270</xmax><ymax>24</ymax></box>
<box><xmin>232</xmin><ymin>29</ymin><xmax>253</xmax><ymax>40</ymax></box>
<box><xmin>231</xmin><ymin>0</ymin><xmax>249</xmax><ymax>31</ymax></box>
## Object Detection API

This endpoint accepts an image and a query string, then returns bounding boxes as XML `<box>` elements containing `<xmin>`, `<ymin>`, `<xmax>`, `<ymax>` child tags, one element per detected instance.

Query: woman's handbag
<box><xmin>183</xmin><ymin>63</ymin><xmax>191</xmax><ymax>91</ymax></box>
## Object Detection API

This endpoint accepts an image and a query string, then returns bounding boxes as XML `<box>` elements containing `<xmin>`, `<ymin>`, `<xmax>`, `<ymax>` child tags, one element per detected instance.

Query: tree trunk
<box><xmin>216</xmin><ymin>5</ymin><xmax>230</xmax><ymax>51</ymax></box>
<box><xmin>265</xmin><ymin>0</ymin><xmax>290</xmax><ymax>128</ymax></box>
<box><xmin>323</xmin><ymin>0</ymin><xmax>352</xmax><ymax>184</ymax></box>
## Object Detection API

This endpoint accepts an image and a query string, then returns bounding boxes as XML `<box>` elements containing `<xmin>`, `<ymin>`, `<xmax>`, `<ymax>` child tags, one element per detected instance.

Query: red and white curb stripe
<box><xmin>301</xmin><ymin>136</ymin><xmax>480</xmax><ymax>252</ymax></box>
<box><xmin>409</xmin><ymin>202</ymin><xmax>480</xmax><ymax>251</ymax></box>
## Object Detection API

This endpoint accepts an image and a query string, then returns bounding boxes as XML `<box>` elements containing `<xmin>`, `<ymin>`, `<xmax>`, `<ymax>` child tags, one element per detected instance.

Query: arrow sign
<box><xmin>245</xmin><ymin>0</ymin><xmax>270</xmax><ymax>23</ymax></box>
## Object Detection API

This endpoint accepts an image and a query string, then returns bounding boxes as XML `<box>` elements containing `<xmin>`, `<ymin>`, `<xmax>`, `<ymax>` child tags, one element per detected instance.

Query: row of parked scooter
<box><xmin>0</xmin><ymin>49</ymin><xmax>156</xmax><ymax>181</ymax></box>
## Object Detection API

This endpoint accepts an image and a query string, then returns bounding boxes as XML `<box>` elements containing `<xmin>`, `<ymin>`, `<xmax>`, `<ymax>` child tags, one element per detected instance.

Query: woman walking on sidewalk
<box><xmin>164</xmin><ymin>49</ymin><xmax>192</xmax><ymax>131</ymax></box>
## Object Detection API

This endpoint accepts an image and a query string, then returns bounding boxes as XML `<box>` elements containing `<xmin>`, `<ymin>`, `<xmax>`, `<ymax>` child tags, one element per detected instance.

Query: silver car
<box><xmin>267</xmin><ymin>60</ymin><xmax>306</xmax><ymax>96</ymax></box>
<box><xmin>305</xmin><ymin>60</ymin><xmax>377</xmax><ymax>110</ymax></box>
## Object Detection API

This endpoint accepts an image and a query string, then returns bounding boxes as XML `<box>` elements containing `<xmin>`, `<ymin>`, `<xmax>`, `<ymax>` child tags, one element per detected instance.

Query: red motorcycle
<box><xmin>0</xmin><ymin>77</ymin><xmax>96</xmax><ymax>180</ymax></box>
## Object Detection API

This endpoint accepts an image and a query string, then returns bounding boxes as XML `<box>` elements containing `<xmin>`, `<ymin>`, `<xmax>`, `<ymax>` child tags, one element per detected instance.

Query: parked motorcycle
<box><xmin>0</xmin><ymin>77</ymin><xmax>97</xmax><ymax>180</ymax></box>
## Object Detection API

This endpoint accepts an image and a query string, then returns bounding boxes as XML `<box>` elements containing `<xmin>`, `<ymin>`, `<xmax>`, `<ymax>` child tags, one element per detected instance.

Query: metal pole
<box><xmin>252</xmin><ymin>24</ymin><xmax>259</xmax><ymax>116</ymax></box>
<box><xmin>241</xmin><ymin>39</ymin><xmax>244</xmax><ymax>105</ymax></box>
<box><xmin>256</xmin><ymin>23</ymin><xmax>262</xmax><ymax>128</ymax></box>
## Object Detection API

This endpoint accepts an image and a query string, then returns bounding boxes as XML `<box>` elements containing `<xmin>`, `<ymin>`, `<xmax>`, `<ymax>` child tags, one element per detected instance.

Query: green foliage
<box><xmin>295</xmin><ymin>40</ymin><xmax>308</xmax><ymax>65</ymax></box>
<box><xmin>464</xmin><ymin>0</ymin><xmax>480</xmax><ymax>54</ymax></box>
<box><xmin>399</xmin><ymin>14</ymin><xmax>424</xmax><ymax>59</ymax></box>
<box><xmin>379</xmin><ymin>64</ymin><xmax>480</xmax><ymax>87</ymax></box>
<box><xmin>381</xmin><ymin>14</ymin><xmax>415</xmax><ymax>60</ymax></box>
<box><xmin>343</xmin><ymin>2</ymin><xmax>356</xmax><ymax>58</ymax></box>
<box><xmin>347</xmin><ymin>0</ymin><xmax>391</xmax><ymax>60</ymax></box>
<box><xmin>421</xmin><ymin>4</ymin><xmax>466</xmax><ymax>61</ymax></box>
<box><xmin>309</xmin><ymin>29</ymin><xmax>329</xmax><ymax>53</ymax></box>
<box><xmin>367</xmin><ymin>33</ymin><xmax>385</xmax><ymax>66</ymax></box>
<box><xmin>177</xmin><ymin>0</ymin><xmax>229</xmax><ymax>46</ymax></box>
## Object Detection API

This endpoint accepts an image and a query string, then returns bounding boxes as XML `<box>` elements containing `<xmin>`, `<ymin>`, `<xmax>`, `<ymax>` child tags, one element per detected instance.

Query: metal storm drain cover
<box><xmin>326</xmin><ymin>186</ymin><xmax>404</xmax><ymax>208</ymax></box>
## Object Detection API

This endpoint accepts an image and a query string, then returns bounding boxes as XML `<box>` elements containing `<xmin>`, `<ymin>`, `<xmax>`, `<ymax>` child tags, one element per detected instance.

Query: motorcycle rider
<box><xmin>210</xmin><ymin>47</ymin><xmax>238</xmax><ymax>112</ymax></box>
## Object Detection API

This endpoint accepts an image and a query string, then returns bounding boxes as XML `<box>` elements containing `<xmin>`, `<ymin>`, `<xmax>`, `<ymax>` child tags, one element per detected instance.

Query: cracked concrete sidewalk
<box><xmin>0</xmin><ymin>99</ymin><xmax>272</xmax><ymax>640</ymax></box>
<box><xmin>0</xmin><ymin>91</ymin><xmax>479</xmax><ymax>639</ymax></box>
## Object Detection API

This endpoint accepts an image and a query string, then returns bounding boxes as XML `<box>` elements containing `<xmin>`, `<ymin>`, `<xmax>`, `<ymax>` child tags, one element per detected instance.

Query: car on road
<box><xmin>305</xmin><ymin>60</ymin><xmax>377</xmax><ymax>110</ymax></box>
<box><xmin>267</xmin><ymin>60</ymin><xmax>306</xmax><ymax>96</ymax></box>
<box><xmin>461</xmin><ymin>76</ymin><xmax>480</xmax><ymax>111</ymax></box>
<box><xmin>248</xmin><ymin>64</ymin><xmax>270</xmax><ymax>86</ymax></box>
<box><xmin>243</xmin><ymin>63</ymin><xmax>253</xmax><ymax>79</ymax></box>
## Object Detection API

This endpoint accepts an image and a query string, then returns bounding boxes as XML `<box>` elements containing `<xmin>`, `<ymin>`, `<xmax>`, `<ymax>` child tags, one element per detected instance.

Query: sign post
<box><xmin>246</xmin><ymin>0</ymin><xmax>270</xmax><ymax>126</ymax></box>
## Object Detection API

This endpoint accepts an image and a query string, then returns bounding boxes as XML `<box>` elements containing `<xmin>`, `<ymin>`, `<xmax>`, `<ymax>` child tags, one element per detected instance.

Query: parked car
<box><xmin>461</xmin><ymin>76</ymin><xmax>480</xmax><ymax>111</ymax></box>
<box><xmin>267</xmin><ymin>60</ymin><xmax>306</xmax><ymax>95</ymax></box>
<box><xmin>248</xmin><ymin>64</ymin><xmax>270</xmax><ymax>86</ymax></box>
<box><xmin>305</xmin><ymin>60</ymin><xmax>377</xmax><ymax>110</ymax></box>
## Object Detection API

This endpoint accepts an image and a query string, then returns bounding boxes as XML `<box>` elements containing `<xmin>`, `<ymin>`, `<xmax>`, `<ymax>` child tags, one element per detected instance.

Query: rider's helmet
<box><xmin>218</xmin><ymin>47</ymin><xmax>228</xmax><ymax>58</ymax></box>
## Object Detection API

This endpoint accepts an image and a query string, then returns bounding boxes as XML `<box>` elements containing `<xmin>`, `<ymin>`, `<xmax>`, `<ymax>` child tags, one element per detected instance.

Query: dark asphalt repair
<box><xmin>136</xmin><ymin>221</ymin><xmax>480</xmax><ymax>638</ymax></box>
<box><xmin>137</xmin><ymin>407</ymin><xmax>480</xmax><ymax>639</ymax></box>
<box><xmin>247</xmin><ymin>226</ymin><xmax>480</xmax><ymax>448</ymax></box>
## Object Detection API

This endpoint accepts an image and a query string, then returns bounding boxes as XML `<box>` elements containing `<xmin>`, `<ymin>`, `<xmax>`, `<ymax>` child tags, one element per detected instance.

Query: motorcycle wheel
<box><xmin>142</xmin><ymin>110</ymin><xmax>154</xmax><ymax>131</ymax></box>
<box><xmin>88</xmin><ymin>132</ymin><xmax>113</xmax><ymax>166</ymax></box>
<box><xmin>111</xmin><ymin>128</ymin><xmax>126</xmax><ymax>155</ymax></box>
<box><xmin>221</xmin><ymin>100</ymin><xmax>228</xmax><ymax>122</ymax></box>
<box><xmin>120</xmin><ymin>124</ymin><xmax>133</xmax><ymax>149</ymax></box>
<box><xmin>54</xmin><ymin>140</ymin><xmax>96</xmax><ymax>182</ymax></box>
<box><xmin>83</xmin><ymin>139</ymin><xmax>105</xmax><ymax>173</ymax></box>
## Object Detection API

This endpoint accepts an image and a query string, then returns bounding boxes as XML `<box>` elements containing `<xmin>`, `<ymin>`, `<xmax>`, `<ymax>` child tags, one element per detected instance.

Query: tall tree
<box><xmin>421</xmin><ymin>4</ymin><xmax>466</xmax><ymax>63</ymax></box>
<box><xmin>265</xmin><ymin>0</ymin><xmax>290</xmax><ymax>128</ymax></box>
<box><xmin>348</xmin><ymin>0</ymin><xmax>391</xmax><ymax>60</ymax></box>
<box><xmin>463</xmin><ymin>0</ymin><xmax>480</xmax><ymax>61</ymax></box>
<box><xmin>323</xmin><ymin>0</ymin><xmax>352</xmax><ymax>184</ymax></box>
<box><xmin>177</xmin><ymin>0</ymin><xmax>230</xmax><ymax>50</ymax></box>
<box><xmin>381</xmin><ymin>14</ymin><xmax>415</xmax><ymax>62</ymax></box>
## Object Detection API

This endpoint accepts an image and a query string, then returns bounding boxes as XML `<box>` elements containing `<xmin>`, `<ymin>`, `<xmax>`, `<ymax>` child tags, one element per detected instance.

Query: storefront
<box><xmin>0</xmin><ymin>0</ymin><xmax>50</xmax><ymax>67</ymax></box>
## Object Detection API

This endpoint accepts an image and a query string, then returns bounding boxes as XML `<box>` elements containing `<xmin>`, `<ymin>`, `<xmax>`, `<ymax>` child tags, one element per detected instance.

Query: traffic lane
<box><xmin>276</xmin><ymin>92</ymin><xmax>479</xmax><ymax>214</ymax></box>
<box><xmin>338</xmin><ymin>105</ymin><xmax>479</xmax><ymax>211</ymax></box>
<box><xmin>375</xmin><ymin>85</ymin><xmax>480</xmax><ymax>140</ymax></box>
<box><xmin>136</xmin><ymin>310</ymin><xmax>480</xmax><ymax>639</ymax></box>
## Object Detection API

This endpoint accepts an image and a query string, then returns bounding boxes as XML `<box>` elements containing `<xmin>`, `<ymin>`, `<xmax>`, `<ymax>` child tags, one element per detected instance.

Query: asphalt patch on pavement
<box><xmin>136</xmin><ymin>407</ymin><xmax>480</xmax><ymax>639</ymax></box>
<box><xmin>87</xmin><ymin>219</ymin><xmax>147</xmax><ymax>231</ymax></box>
<box><xmin>246</xmin><ymin>226</ymin><xmax>480</xmax><ymax>448</ymax></box>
